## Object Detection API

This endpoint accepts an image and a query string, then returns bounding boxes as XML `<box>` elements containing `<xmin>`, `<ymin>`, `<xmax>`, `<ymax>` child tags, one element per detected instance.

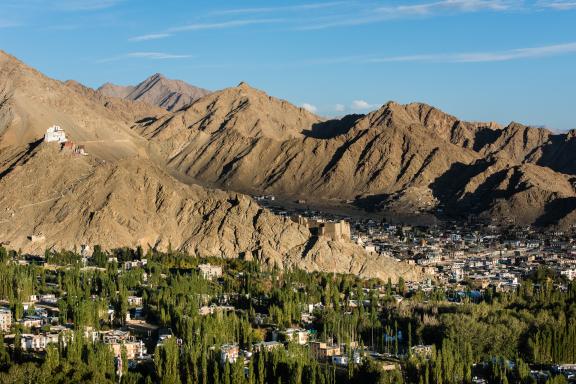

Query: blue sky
<box><xmin>1</xmin><ymin>0</ymin><xmax>575</xmax><ymax>130</ymax></box>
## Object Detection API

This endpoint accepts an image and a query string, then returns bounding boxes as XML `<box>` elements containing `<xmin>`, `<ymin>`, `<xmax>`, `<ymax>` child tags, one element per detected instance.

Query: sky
<box><xmin>0</xmin><ymin>0</ymin><xmax>575</xmax><ymax>130</ymax></box>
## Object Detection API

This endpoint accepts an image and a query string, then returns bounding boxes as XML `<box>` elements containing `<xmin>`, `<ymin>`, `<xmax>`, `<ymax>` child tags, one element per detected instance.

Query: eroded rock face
<box><xmin>0</xmin><ymin>50</ymin><xmax>421</xmax><ymax>283</ymax></box>
<box><xmin>136</xmin><ymin>86</ymin><xmax>576</xmax><ymax>227</ymax></box>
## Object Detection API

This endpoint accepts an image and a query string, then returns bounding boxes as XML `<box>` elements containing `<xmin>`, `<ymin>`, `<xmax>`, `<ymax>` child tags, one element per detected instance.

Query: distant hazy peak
<box><xmin>98</xmin><ymin>73</ymin><xmax>211</xmax><ymax>112</ymax></box>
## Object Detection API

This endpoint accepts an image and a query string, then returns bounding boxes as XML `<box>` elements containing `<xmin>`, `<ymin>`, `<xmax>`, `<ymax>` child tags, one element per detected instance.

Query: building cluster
<box><xmin>61</xmin><ymin>140</ymin><xmax>88</xmax><ymax>156</ymax></box>
<box><xmin>257</xmin><ymin>198</ymin><xmax>576</xmax><ymax>293</ymax></box>
<box><xmin>0</xmin><ymin>305</ymin><xmax>149</xmax><ymax>360</ymax></box>
<box><xmin>43</xmin><ymin>124</ymin><xmax>88</xmax><ymax>156</ymax></box>
<box><xmin>218</xmin><ymin>330</ymin><xmax>363</xmax><ymax>368</ymax></box>
<box><xmin>0</xmin><ymin>259</ymin><xmax>236</xmax><ymax>371</ymax></box>
<box><xmin>3</xmin><ymin>203</ymin><xmax>576</xmax><ymax>381</ymax></box>
<box><xmin>382</xmin><ymin>224</ymin><xmax>576</xmax><ymax>291</ymax></box>
<box><xmin>0</xmin><ymin>256</ymin><xmax>153</xmax><ymax>365</ymax></box>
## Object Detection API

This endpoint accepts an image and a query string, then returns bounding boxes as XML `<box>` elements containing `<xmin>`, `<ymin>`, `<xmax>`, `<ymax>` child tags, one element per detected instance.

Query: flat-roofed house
<box><xmin>0</xmin><ymin>307</ymin><xmax>12</xmax><ymax>332</ymax></box>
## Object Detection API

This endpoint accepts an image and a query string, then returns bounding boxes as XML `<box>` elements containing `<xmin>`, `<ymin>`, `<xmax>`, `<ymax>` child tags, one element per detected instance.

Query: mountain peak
<box><xmin>383</xmin><ymin>100</ymin><xmax>401</xmax><ymax>108</ymax></box>
<box><xmin>98</xmin><ymin>73</ymin><xmax>210</xmax><ymax>111</ymax></box>
<box><xmin>144</xmin><ymin>73</ymin><xmax>167</xmax><ymax>83</ymax></box>
<box><xmin>237</xmin><ymin>81</ymin><xmax>253</xmax><ymax>89</ymax></box>
<box><xmin>140</xmin><ymin>81</ymin><xmax>322</xmax><ymax>141</ymax></box>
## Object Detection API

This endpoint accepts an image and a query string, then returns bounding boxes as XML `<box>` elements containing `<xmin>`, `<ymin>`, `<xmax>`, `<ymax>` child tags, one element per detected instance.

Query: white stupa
<box><xmin>44</xmin><ymin>125</ymin><xmax>67</xmax><ymax>143</ymax></box>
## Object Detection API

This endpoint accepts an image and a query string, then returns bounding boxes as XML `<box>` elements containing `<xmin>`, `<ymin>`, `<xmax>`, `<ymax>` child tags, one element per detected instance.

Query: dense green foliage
<box><xmin>0</xmin><ymin>246</ymin><xmax>574</xmax><ymax>383</ymax></box>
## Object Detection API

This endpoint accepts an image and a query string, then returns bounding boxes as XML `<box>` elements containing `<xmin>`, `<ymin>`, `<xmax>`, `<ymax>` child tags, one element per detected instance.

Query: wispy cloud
<box><xmin>538</xmin><ymin>0</ymin><xmax>576</xmax><ymax>10</ymax></box>
<box><xmin>130</xmin><ymin>18</ymin><xmax>282</xmax><ymax>42</ymax></box>
<box><xmin>128</xmin><ymin>33</ymin><xmax>172</xmax><ymax>42</ymax></box>
<box><xmin>368</xmin><ymin>42</ymin><xmax>576</xmax><ymax>63</ymax></box>
<box><xmin>301</xmin><ymin>103</ymin><xmax>318</xmax><ymax>113</ymax></box>
<box><xmin>213</xmin><ymin>2</ymin><xmax>348</xmax><ymax>15</ymax></box>
<box><xmin>0</xmin><ymin>0</ymin><xmax>124</xmax><ymax>16</ymax></box>
<box><xmin>127</xmin><ymin>0</ymin><xmax>574</xmax><ymax>42</ymax></box>
<box><xmin>167</xmin><ymin>19</ymin><xmax>282</xmax><ymax>33</ymax></box>
<box><xmin>380</xmin><ymin>0</ymin><xmax>516</xmax><ymax>14</ymax></box>
<box><xmin>52</xmin><ymin>0</ymin><xmax>125</xmax><ymax>11</ymax></box>
<box><xmin>97</xmin><ymin>52</ymin><xmax>192</xmax><ymax>63</ymax></box>
<box><xmin>0</xmin><ymin>1</ymin><xmax>124</xmax><ymax>31</ymax></box>
<box><xmin>351</xmin><ymin>100</ymin><xmax>376</xmax><ymax>110</ymax></box>
<box><xmin>298</xmin><ymin>0</ymin><xmax>517</xmax><ymax>30</ymax></box>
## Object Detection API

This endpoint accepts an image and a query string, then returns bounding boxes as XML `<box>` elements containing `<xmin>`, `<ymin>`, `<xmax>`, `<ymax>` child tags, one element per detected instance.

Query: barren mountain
<box><xmin>0</xmin><ymin>50</ymin><xmax>419</xmax><ymax>282</ymax></box>
<box><xmin>98</xmin><ymin>73</ymin><xmax>210</xmax><ymax>112</ymax></box>
<box><xmin>137</xmin><ymin>85</ymin><xmax>576</xmax><ymax>227</ymax></box>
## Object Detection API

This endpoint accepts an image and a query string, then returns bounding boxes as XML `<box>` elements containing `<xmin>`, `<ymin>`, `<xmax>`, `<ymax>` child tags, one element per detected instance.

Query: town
<box><xmin>256</xmin><ymin>194</ymin><xmax>576</xmax><ymax>294</ymax></box>
<box><xmin>0</xmin><ymin>200</ymin><xmax>575</xmax><ymax>383</ymax></box>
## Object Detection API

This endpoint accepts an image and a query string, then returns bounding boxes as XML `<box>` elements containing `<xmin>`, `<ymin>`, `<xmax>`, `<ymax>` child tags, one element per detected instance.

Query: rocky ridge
<box><xmin>0</xmin><ymin>50</ymin><xmax>419</xmax><ymax>282</ymax></box>
<box><xmin>137</xmin><ymin>86</ymin><xmax>576</xmax><ymax>227</ymax></box>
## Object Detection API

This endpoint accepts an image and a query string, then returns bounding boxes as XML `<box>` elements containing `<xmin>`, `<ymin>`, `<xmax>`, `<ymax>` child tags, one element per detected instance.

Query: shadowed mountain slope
<box><xmin>136</xmin><ymin>86</ymin><xmax>576</xmax><ymax>227</ymax></box>
<box><xmin>0</xmin><ymin>50</ymin><xmax>419</xmax><ymax>282</ymax></box>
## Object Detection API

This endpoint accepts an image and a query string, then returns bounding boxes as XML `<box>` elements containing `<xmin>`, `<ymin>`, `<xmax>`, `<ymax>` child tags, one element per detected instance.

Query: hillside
<box><xmin>0</xmin><ymin>50</ymin><xmax>418</xmax><ymax>282</ymax></box>
<box><xmin>98</xmin><ymin>73</ymin><xmax>211</xmax><ymax>112</ymax></box>
<box><xmin>137</xmin><ymin>87</ymin><xmax>576</xmax><ymax>227</ymax></box>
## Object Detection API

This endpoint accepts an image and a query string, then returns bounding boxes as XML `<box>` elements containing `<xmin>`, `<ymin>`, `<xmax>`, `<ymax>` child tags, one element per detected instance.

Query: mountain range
<box><xmin>0</xmin><ymin>50</ymin><xmax>420</xmax><ymax>282</ymax></box>
<box><xmin>0</xmin><ymin>50</ymin><xmax>575</xmax><ymax>281</ymax></box>
<box><xmin>135</xmin><ymin>82</ymin><xmax>576</xmax><ymax>227</ymax></box>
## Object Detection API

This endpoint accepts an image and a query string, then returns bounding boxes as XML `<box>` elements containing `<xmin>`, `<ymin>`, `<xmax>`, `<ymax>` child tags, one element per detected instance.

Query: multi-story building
<box><xmin>20</xmin><ymin>333</ymin><xmax>62</xmax><ymax>351</ymax></box>
<box><xmin>127</xmin><ymin>296</ymin><xmax>143</xmax><ymax>306</ymax></box>
<box><xmin>108</xmin><ymin>339</ymin><xmax>146</xmax><ymax>360</ymax></box>
<box><xmin>0</xmin><ymin>307</ymin><xmax>12</xmax><ymax>332</ymax></box>
<box><xmin>275</xmin><ymin>328</ymin><xmax>309</xmax><ymax>345</ymax></box>
<box><xmin>101</xmin><ymin>329</ymin><xmax>146</xmax><ymax>359</ymax></box>
<box><xmin>198</xmin><ymin>264</ymin><xmax>223</xmax><ymax>280</ymax></box>
<box><xmin>310</xmin><ymin>341</ymin><xmax>341</xmax><ymax>360</ymax></box>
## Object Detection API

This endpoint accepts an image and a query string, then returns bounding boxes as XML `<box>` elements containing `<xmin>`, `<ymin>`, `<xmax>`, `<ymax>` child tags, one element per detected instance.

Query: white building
<box><xmin>127</xmin><ymin>296</ymin><xmax>143</xmax><ymax>306</ymax></box>
<box><xmin>44</xmin><ymin>125</ymin><xmax>67</xmax><ymax>143</ymax></box>
<box><xmin>20</xmin><ymin>316</ymin><xmax>43</xmax><ymax>328</ymax></box>
<box><xmin>561</xmin><ymin>269</ymin><xmax>576</xmax><ymax>281</ymax></box>
<box><xmin>275</xmin><ymin>328</ymin><xmax>309</xmax><ymax>345</ymax></box>
<box><xmin>364</xmin><ymin>244</ymin><xmax>377</xmax><ymax>254</ymax></box>
<box><xmin>198</xmin><ymin>264</ymin><xmax>223</xmax><ymax>280</ymax></box>
<box><xmin>125</xmin><ymin>259</ymin><xmax>147</xmax><ymax>270</ymax></box>
<box><xmin>30</xmin><ymin>234</ymin><xmax>46</xmax><ymax>243</ymax></box>
<box><xmin>20</xmin><ymin>333</ymin><xmax>61</xmax><ymax>351</ymax></box>
<box><xmin>0</xmin><ymin>307</ymin><xmax>12</xmax><ymax>332</ymax></box>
